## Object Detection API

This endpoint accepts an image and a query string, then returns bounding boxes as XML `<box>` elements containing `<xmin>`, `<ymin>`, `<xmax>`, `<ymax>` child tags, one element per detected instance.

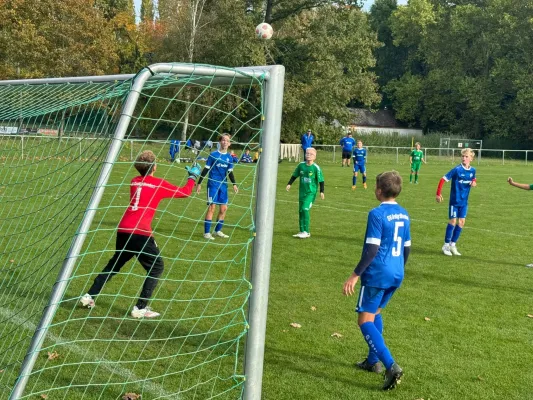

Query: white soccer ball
<box><xmin>255</xmin><ymin>23</ymin><xmax>273</xmax><ymax>40</ymax></box>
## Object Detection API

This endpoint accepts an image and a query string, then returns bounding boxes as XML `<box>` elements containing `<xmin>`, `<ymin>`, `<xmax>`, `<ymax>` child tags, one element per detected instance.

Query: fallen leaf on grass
<box><xmin>331</xmin><ymin>332</ymin><xmax>343</xmax><ymax>338</ymax></box>
<box><xmin>289</xmin><ymin>322</ymin><xmax>301</xmax><ymax>328</ymax></box>
<box><xmin>47</xmin><ymin>351</ymin><xmax>59</xmax><ymax>361</ymax></box>
<box><xmin>477</xmin><ymin>376</ymin><xmax>484</xmax><ymax>381</ymax></box>
<box><xmin>424</xmin><ymin>317</ymin><xmax>431</xmax><ymax>321</ymax></box>
<box><xmin>527</xmin><ymin>314</ymin><xmax>533</xmax><ymax>318</ymax></box>
<box><xmin>310</xmin><ymin>306</ymin><xmax>317</xmax><ymax>311</ymax></box>
<box><xmin>9</xmin><ymin>260</ymin><xmax>14</xmax><ymax>263</ymax></box>
<box><xmin>40</xmin><ymin>395</ymin><xmax>48</xmax><ymax>399</ymax></box>
<box><xmin>122</xmin><ymin>393</ymin><xmax>142</xmax><ymax>400</ymax></box>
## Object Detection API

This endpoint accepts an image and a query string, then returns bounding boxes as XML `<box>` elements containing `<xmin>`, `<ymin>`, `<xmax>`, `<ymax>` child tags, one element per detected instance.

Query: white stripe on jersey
<box><xmin>366</xmin><ymin>237</ymin><xmax>381</xmax><ymax>245</ymax></box>
<box><xmin>404</xmin><ymin>240</ymin><xmax>411</xmax><ymax>246</ymax></box>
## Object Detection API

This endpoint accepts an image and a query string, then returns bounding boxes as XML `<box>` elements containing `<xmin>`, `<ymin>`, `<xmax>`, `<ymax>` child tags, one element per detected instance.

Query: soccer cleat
<box><xmin>450</xmin><ymin>245</ymin><xmax>461</xmax><ymax>256</ymax></box>
<box><xmin>363</xmin><ymin>183</ymin><xmax>367</xmax><ymax>189</ymax></box>
<box><xmin>415</xmin><ymin>181</ymin><xmax>419</xmax><ymax>184</ymax></box>
<box><xmin>203</xmin><ymin>233</ymin><xmax>215</xmax><ymax>240</ymax></box>
<box><xmin>382</xmin><ymin>363</ymin><xmax>403</xmax><ymax>390</ymax></box>
<box><xmin>214</xmin><ymin>231</ymin><xmax>229</xmax><ymax>238</ymax></box>
<box><xmin>294</xmin><ymin>232</ymin><xmax>310</xmax><ymax>239</ymax></box>
<box><xmin>292</xmin><ymin>232</ymin><xmax>304</xmax><ymax>238</ymax></box>
<box><xmin>526</xmin><ymin>263</ymin><xmax>533</xmax><ymax>268</ymax></box>
<box><xmin>351</xmin><ymin>185</ymin><xmax>356</xmax><ymax>191</ymax></box>
<box><xmin>355</xmin><ymin>358</ymin><xmax>383</xmax><ymax>374</ymax></box>
<box><xmin>442</xmin><ymin>244</ymin><xmax>452</xmax><ymax>256</ymax></box>
<box><xmin>131</xmin><ymin>306</ymin><xmax>160</xmax><ymax>319</ymax></box>
<box><xmin>80</xmin><ymin>293</ymin><xmax>95</xmax><ymax>308</ymax></box>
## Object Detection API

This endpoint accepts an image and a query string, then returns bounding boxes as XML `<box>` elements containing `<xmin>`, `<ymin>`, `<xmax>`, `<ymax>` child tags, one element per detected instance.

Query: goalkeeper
<box><xmin>80</xmin><ymin>150</ymin><xmax>201</xmax><ymax>319</ymax></box>
<box><xmin>409</xmin><ymin>142</ymin><xmax>426</xmax><ymax>184</ymax></box>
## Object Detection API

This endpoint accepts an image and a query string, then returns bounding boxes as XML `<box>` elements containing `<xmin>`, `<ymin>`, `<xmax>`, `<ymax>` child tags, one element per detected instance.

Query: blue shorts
<box><xmin>207</xmin><ymin>184</ymin><xmax>228</xmax><ymax>205</ymax></box>
<box><xmin>356</xmin><ymin>286</ymin><xmax>397</xmax><ymax>314</ymax></box>
<box><xmin>353</xmin><ymin>163</ymin><xmax>366</xmax><ymax>174</ymax></box>
<box><xmin>449</xmin><ymin>204</ymin><xmax>468</xmax><ymax>219</ymax></box>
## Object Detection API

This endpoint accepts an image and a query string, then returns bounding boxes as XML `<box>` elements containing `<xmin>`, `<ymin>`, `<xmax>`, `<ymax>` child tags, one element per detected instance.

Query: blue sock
<box><xmin>353</xmin><ymin>176</ymin><xmax>357</xmax><ymax>186</ymax></box>
<box><xmin>451</xmin><ymin>225</ymin><xmax>463</xmax><ymax>243</ymax></box>
<box><xmin>204</xmin><ymin>219</ymin><xmax>212</xmax><ymax>234</ymax></box>
<box><xmin>367</xmin><ymin>314</ymin><xmax>383</xmax><ymax>365</ymax></box>
<box><xmin>360</xmin><ymin>321</ymin><xmax>394</xmax><ymax>369</ymax></box>
<box><xmin>363</xmin><ymin>175</ymin><xmax>367</xmax><ymax>183</ymax></box>
<box><xmin>215</xmin><ymin>220</ymin><xmax>224</xmax><ymax>232</ymax></box>
<box><xmin>445</xmin><ymin>223</ymin><xmax>455</xmax><ymax>243</ymax></box>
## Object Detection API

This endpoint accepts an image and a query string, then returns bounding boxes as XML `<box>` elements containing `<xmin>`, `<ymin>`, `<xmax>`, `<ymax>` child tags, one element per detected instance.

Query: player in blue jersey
<box><xmin>196</xmin><ymin>134</ymin><xmax>238</xmax><ymax>240</ymax></box>
<box><xmin>169</xmin><ymin>139</ymin><xmax>180</xmax><ymax>162</ymax></box>
<box><xmin>301</xmin><ymin>129</ymin><xmax>314</xmax><ymax>153</ymax></box>
<box><xmin>436</xmin><ymin>148</ymin><xmax>477</xmax><ymax>256</ymax></box>
<box><xmin>339</xmin><ymin>132</ymin><xmax>356</xmax><ymax>167</ymax></box>
<box><xmin>343</xmin><ymin>170</ymin><xmax>411</xmax><ymax>390</ymax></box>
<box><xmin>352</xmin><ymin>140</ymin><xmax>367</xmax><ymax>190</ymax></box>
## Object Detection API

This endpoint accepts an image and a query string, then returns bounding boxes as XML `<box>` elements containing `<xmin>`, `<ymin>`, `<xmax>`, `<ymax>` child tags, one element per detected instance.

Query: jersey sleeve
<box><xmin>291</xmin><ymin>164</ymin><xmax>301</xmax><ymax>178</ymax></box>
<box><xmin>157</xmin><ymin>178</ymin><xmax>195</xmax><ymax>199</ymax></box>
<box><xmin>365</xmin><ymin>210</ymin><xmax>382</xmax><ymax>246</ymax></box>
<box><xmin>404</xmin><ymin>218</ymin><xmax>411</xmax><ymax>248</ymax></box>
<box><xmin>316</xmin><ymin>165</ymin><xmax>324</xmax><ymax>183</ymax></box>
<box><xmin>227</xmin><ymin>155</ymin><xmax>234</xmax><ymax>172</ymax></box>
<box><xmin>205</xmin><ymin>153</ymin><xmax>216</xmax><ymax>169</ymax></box>
<box><xmin>443</xmin><ymin>167</ymin><xmax>456</xmax><ymax>181</ymax></box>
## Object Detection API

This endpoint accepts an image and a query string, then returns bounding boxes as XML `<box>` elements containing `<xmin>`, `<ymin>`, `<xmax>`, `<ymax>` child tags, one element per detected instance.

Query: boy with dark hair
<box><xmin>343</xmin><ymin>171</ymin><xmax>411</xmax><ymax>390</ymax></box>
<box><xmin>80</xmin><ymin>150</ymin><xmax>201</xmax><ymax>318</ymax></box>
<box><xmin>339</xmin><ymin>132</ymin><xmax>356</xmax><ymax>167</ymax></box>
<box><xmin>196</xmin><ymin>134</ymin><xmax>239</xmax><ymax>240</ymax></box>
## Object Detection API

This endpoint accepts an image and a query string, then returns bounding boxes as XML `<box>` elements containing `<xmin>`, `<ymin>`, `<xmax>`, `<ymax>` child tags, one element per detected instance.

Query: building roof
<box><xmin>348</xmin><ymin>108</ymin><xmax>400</xmax><ymax>128</ymax></box>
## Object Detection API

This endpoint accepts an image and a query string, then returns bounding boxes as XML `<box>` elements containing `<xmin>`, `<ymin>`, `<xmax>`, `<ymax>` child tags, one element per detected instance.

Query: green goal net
<box><xmin>0</xmin><ymin>64</ymin><xmax>284</xmax><ymax>399</ymax></box>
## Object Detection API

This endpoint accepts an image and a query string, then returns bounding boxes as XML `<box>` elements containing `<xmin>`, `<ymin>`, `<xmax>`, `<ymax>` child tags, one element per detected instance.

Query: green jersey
<box><xmin>291</xmin><ymin>162</ymin><xmax>324</xmax><ymax>199</ymax></box>
<box><xmin>410</xmin><ymin>150</ymin><xmax>424</xmax><ymax>163</ymax></box>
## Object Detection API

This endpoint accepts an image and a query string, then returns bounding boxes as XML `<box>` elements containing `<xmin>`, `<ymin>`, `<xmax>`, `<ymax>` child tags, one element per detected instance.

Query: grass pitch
<box><xmin>1</xmin><ymin>149</ymin><xmax>532</xmax><ymax>399</ymax></box>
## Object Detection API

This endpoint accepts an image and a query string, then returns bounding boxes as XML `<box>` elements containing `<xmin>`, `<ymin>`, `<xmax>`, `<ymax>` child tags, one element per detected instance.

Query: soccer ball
<box><xmin>255</xmin><ymin>23</ymin><xmax>273</xmax><ymax>40</ymax></box>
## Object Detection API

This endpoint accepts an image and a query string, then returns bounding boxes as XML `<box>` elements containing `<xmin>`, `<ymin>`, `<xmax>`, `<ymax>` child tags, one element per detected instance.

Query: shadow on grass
<box><xmin>264</xmin><ymin>345</ymin><xmax>379</xmax><ymax>391</ymax></box>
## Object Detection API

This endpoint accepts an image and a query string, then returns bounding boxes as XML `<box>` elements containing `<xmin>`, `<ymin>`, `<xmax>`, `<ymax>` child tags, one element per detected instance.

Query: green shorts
<box><xmin>411</xmin><ymin>162</ymin><xmax>421</xmax><ymax>172</ymax></box>
<box><xmin>299</xmin><ymin>194</ymin><xmax>316</xmax><ymax>211</ymax></box>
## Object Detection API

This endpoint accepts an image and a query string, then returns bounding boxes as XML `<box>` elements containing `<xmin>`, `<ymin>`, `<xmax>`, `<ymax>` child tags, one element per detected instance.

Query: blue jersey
<box><xmin>353</xmin><ymin>148</ymin><xmax>367</xmax><ymax>164</ymax></box>
<box><xmin>205</xmin><ymin>151</ymin><xmax>234</xmax><ymax>187</ymax></box>
<box><xmin>340</xmin><ymin>137</ymin><xmax>356</xmax><ymax>152</ymax></box>
<box><xmin>360</xmin><ymin>202</ymin><xmax>411</xmax><ymax>289</ymax></box>
<box><xmin>301</xmin><ymin>134</ymin><xmax>314</xmax><ymax>150</ymax></box>
<box><xmin>443</xmin><ymin>164</ymin><xmax>476</xmax><ymax>207</ymax></box>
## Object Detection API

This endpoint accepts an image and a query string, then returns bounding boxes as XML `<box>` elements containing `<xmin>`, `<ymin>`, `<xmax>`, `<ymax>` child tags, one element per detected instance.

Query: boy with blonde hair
<box><xmin>286</xmin><ymin>147</ymin><xmax>324</xmax><ymax>239</ymax></box>
<box><xmin>436</xmin><ymin>148</ymin><xmax>477</xmax><ymax>256</ymax></box>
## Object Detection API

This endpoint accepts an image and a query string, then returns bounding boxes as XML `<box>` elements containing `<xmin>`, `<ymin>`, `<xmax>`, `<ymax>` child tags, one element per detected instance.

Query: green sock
<box><xmin>415</xmin><ymin>174</ymin><xmax>419</xmax><ymax>183</ymax></box>
<box><xmin>409</xmin><ymin>173</ymin><xmax>413</xmax><ymax>182</ymax></box>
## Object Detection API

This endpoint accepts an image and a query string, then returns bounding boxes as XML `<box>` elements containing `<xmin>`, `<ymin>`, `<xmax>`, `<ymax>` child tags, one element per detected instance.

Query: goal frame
<box><xmin>5</xmin><ymin>63</ymin><xmax>285</xmax><ymax>400</ymax></box>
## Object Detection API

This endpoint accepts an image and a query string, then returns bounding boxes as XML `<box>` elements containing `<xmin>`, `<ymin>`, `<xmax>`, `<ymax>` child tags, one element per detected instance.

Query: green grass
<box><xmin>263</xmin><ymin>157</ymin><xmax>533</xmax><ymax>400</ymax></box>
<box><xmin>1</xmin><ymin>150</ymin><xmax>533</xmax><ymax>399</ymax></box>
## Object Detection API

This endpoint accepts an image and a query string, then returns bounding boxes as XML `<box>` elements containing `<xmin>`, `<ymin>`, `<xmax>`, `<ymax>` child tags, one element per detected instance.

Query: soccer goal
<box><xmin>439</xmin><ymin>137</ymin><xmax>483</xmax><ymax>161</ymax></box>
<box><xmin>0</xmin><ymin>63</ymin><xmax>284</xmax><ymax>400</ymax></box>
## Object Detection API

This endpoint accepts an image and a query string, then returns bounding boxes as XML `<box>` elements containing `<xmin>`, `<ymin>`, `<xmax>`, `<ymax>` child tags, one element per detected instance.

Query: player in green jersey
<box><xmin>507</xmin><ymin>176</ymin><xmax>533</xmax><ymax>268</ymax></box>
<box><xmin>409</xmin><ymin>142</ymin><xmax>426</xmax><ymax>184</ymax></box>
<box><xmin>286</xmin><ymin>148</ymin><xmax>325</xmax><ymax>239</ymax></box>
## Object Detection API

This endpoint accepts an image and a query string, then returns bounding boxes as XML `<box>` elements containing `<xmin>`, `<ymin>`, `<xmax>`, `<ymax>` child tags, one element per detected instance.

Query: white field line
<box><xmin>0</xmin><ymin>308</ymin><xmax>177</xmax><ymax>399</ymax></box>
<box><xmin>276</xmin><ymin>199</ymin><xmax>532</xmax><ymax>239</ymax></box>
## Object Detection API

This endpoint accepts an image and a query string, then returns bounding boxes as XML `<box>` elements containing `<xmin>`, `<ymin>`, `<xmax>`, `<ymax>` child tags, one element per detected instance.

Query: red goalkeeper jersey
<box><xmin>118</xmin><ymin>175</ymin><xmax>195</xmax><ymax>236</ymax></box>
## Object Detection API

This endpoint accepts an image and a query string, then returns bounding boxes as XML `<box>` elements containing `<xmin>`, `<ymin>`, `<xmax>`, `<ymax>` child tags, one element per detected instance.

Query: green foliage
<box><xmin>382</xmin><ymin>0</ymin><xmax>533</xmax><ymax>142</ymax></box>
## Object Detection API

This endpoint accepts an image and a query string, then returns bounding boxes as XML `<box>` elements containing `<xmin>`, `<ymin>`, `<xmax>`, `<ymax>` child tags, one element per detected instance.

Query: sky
<box><xmin>133</xmin><ymin>0</ymin><xmax>409</xmax><ymax>19</ymax></box>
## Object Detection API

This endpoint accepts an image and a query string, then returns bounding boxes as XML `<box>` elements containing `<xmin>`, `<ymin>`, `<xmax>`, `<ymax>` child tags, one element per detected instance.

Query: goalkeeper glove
<box><xmin>186</xmin><ymin>163</ymin><xmax>202</xmax><ymax>180</ymax></box>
